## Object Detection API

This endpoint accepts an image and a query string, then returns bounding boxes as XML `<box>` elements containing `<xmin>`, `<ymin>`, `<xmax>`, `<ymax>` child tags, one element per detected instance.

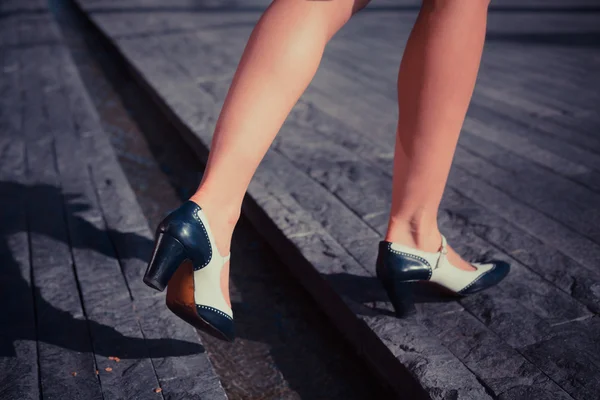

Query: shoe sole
<box><xmin>165</xmin><ymin>261</ymin><xmax>233</xmax><ymax>342</ymax></box>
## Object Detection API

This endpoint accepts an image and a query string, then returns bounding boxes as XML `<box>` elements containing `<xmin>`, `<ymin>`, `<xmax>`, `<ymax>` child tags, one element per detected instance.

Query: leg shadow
<box><xmin>0</xmin><ymin>180</ymin><xmax>204</xmax><ymax>359</ymax></box>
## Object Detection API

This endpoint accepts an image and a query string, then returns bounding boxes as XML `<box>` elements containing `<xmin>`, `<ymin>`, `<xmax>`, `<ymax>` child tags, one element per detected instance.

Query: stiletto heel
<box><xmin>144</xmin><ymin>233</ymin><xmax>187</xmax><ymax>291</ymax></box>
<box><xmin>376</xmin><ymin>236</ymin><xmax>510</xmax><ymax>317</ymax></box>
<box><xmin>385</xmin><ymin>281</ymin><xmax>416</xmax><ymax>318</ymax></box>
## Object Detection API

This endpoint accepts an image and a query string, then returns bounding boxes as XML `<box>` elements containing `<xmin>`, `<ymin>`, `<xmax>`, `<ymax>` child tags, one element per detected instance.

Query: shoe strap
<box><xmin>435</xmin><ymin>235</ymin><xmax>448</xmax><ymax>270</ymax></box>
<box><xmin>440</xmin><ymin>235</ymin><xmax>448</xmax><ymax>254</ymax></box>
<box><xmin>223</xmin><ymin>253</ymin><xmax>231</xmax><ymax>262</ymax></box>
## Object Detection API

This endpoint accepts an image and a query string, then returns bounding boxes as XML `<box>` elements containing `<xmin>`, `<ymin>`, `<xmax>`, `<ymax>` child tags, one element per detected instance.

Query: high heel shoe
<box><xmin>144</xmin><ymin>201</ymin><xmax>235</xmax><ymax>341</ymax></box>
<box><xmin>376</xmin><ymin>235</ymin><xmax>510</xmax><ymax>317</ymax></box>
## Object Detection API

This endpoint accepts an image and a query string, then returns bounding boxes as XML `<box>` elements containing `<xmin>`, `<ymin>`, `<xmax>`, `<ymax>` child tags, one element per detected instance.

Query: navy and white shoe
<box><xmin>376</xmin><ymin>235</ymin><xmax>510</xmax><ymax>317</ymax></box>
<box><xmin>144</xmin><ymin>201</ymin><xmax>234</xmax><ymax>341</ymax></box>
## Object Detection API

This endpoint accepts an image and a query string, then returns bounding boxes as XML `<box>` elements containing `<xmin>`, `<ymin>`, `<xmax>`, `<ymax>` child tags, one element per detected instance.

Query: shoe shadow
<box><xmin>0</xmin><ymin>180</ymin><xmax>204</xmax><ymax>359</ymax></box>
<box><xmin>323</xmin><ymin>272</ymin><xmax>460</xmax><ymax>317</ymax></box>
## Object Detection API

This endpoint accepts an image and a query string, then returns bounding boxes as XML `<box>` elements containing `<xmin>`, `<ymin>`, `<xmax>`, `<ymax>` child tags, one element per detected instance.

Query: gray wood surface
<box><xmin>0</xmin><ymin>2</ymin><xmax>227</xmax><ymax>399</ymax></box>
<box><xmin>0</xmin><ymin>11</ymin><xmax>40</xmax><ymax>400</ymax></box>
<box><xmin>74</xmin><ymin>0</ymin><xmax>600</xmax><ymax>399</ymax></box>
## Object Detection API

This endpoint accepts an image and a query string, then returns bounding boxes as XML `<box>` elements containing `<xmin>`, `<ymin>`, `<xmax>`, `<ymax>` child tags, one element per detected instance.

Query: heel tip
<box><xmin>143</xmin><ymin>276</ymin><xmax>166</xmax><ymax>292</ymax></box>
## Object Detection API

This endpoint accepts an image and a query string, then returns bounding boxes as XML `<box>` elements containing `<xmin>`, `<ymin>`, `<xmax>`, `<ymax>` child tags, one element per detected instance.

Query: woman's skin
<box><xmin>188</xmin><ymin>0</ymin><xmax>490</xmax><ymax>306</ymax></box>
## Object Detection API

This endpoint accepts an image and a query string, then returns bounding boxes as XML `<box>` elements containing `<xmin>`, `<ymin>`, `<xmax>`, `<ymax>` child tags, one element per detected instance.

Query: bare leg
<box><xmin>188</xmin><ymin>0</ymin><xmax>370</xmax><ymax>303</ymax></box>
<box><xmin>385</xmin><ymin>0</ymin><xmax>489</xmax><ymax>270</ymax></box>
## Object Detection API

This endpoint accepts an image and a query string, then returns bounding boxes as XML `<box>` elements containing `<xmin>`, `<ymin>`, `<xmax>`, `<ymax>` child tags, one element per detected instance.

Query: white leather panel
<box><xmin>389</xmin><ymin>239</ymin><xmax>493</xmax><ymax>293</ymax></box>
<box><xmin>192</xmin><ymin>209</ymin><xmax>233</xmax><ymax>318</ymax></box>
<box><xmin>430</xmin><ymin>259</ymin><xmax>493</xmax><ymax>293</ymax></box>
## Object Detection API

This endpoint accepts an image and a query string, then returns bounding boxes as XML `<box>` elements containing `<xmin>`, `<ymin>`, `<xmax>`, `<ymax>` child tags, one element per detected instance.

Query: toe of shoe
<box><xmin>459</xmin><ymin>261</ymin><xmax>510</xmax><ymax>295</ymax></box>
<box><xmin>195</xmin><ymin>305</ymin><xmax>235</xmax><ymax>342</ymax></box>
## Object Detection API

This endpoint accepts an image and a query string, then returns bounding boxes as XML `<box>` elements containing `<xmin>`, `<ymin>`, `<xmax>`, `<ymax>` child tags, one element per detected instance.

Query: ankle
<box><xmin>189</xmin><ymin>190</ymin><xmax>241</xmax><ymax>226</ymax></box>
<box><xmin>384</xmin><ymin>215</ymin><xmax>442</xmax><ymax>253</ymax></box>
<box><xmin>189</xmin><ymin>192</ymin><xmax>240</xmax><ymax>255</ymax></box>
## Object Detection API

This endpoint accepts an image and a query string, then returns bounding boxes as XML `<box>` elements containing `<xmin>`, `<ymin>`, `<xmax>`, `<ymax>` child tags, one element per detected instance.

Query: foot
<box><xmin>384</xmin><ymin>227</ymin><xmax>476</xmax><ymax>272</ymax></box>
<box><xmin>155</xmin><ymin>201</ymin><xmax>236</xmax><ymax>341</ymax></box>
<box><xmin>376</xmin><ymin>236</ymin><xmax>510</xmax><ymax>317</ymax></box>
<box><xmin>444</xmin><ymin>244</ymin><xmax>476</xmax><ymax>272</ymax></box>
<box><xmin>188</xmin><ymin>195</ymin><xmax>238</xmax><ymax>257</ymax></box>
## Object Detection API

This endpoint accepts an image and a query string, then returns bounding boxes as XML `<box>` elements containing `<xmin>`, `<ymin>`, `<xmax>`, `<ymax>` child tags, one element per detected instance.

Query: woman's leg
<box><xmin>188</xmin><ymin>0</ymin><xmax>370</xmax><ymax>300</ymax></box>
<box><xmin>385</xmin><ymin>0</ymin><xmax>490</xmax><ymax>270</ymax></box>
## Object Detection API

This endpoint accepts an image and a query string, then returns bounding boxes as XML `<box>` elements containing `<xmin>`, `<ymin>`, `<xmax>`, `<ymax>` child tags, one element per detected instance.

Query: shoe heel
<box><xmin>386</xmin><ymin>281</ymin><xmax>416</xmax><ymax>318</ymax></box>
<box><xmin>144</xmin><ymin>233</ymin><xmax>188</xmax><ymax>291</ymax></box>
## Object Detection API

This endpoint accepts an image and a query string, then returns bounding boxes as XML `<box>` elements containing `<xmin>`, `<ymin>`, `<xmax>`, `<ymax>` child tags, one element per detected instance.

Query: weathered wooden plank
<box><xmin>0</xmin><ymin>39</ymin><xmax>39</xmax><ymax>400</ymax></box>
<box><xmin>91</xmin><ymin>10</ymin><xmax>261</xmax><ymax>41</ymax></box>
<box><xmin>0</xmin><ymin>19</ymin><xmax>20</xmax><ymax>135</ymax></box>
<box><xmin>0</xmin><ymin>177</ymin><xmax>39</xmax><ymax>400</ymax></box>
<box><xmin>479</xmin><ymin>44</ymin><xmax>600</xmax><ymax>98</ymax></box>
<box><xmin>463</xmin><ymin>105</ymin><xmax>600</xmax><ymax>180</ymax></box>
<box><xmin>56</xmin><ymin>146</ymin><xmax>163</xmax><ymax>400</ymax></box>
<box><xmin>519</xmin><ymin>316</ymin><xmax>600</xmax><ymax>400</ymax></box>
<box><xmin>472</xmin><ymin>92</ymin><xmax>600</xmax><ymax>156</ymax></box>
<box><xmin>48</xmin><ymin>57</ymin><xmax>163</xmax><ymax>400</ymax></box>
<box><xmin>329</xmin><ymin>18</ymin><xmax>600</xmax><ymax>150</ymax></box>
<box><xmin>423</xmin><ymin>309</ymin><xmax>574</xmax><ymax>400</ymax></box>
<box><xmin>17</xmin><ymin>12</ymin><xmax>61</xmax><ymax>48</ymax></box>
<box><xmin>477</xmin><ymin>64</ymin><xmax>599</xmax><ymax>117</ymax></box>
<box><xmin>0</xmin><ymin>0</ymin><xmax>47</xmax><ymax>13</ymax></box>
<box><xmin>347</xmin><ymin>9</ymin><xmax>600</xmax><ymax>87</ymax></box>
<box><xmin>5</xmin><ymin>17</ymin><xmax>169</xmax><ymax>394</ymax></box>
<box><xmin>325</xmin><ymin>33</ymin><xmax>600</xmax><ymax>166</ymax></box>
<box><xmin>18</xmin><ymin>36</ymin><xmax>103</xmax><ymax>399</ymax></box>
<box><xmin>0</xmin><ymin>15</ymin><xmax>19</xmax><ymax>47</ymax></box>
<box><xmin>453</xmin><ymin>146</ymin><xmax>600</xmax><ymax>242</ymax></box>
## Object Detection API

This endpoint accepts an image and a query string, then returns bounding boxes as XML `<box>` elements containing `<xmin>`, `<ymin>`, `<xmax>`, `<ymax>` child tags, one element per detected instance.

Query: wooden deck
<box><xmin>0</xmin><ymin>1</ymin><xmax>227</xmax><ymax>399</ymax></box>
